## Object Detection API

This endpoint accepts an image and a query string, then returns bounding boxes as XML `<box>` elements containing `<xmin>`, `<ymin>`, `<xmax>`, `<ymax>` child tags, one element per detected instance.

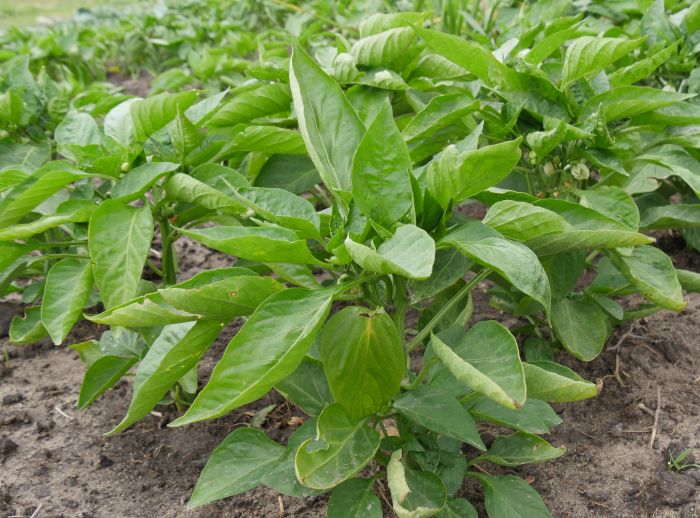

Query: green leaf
<box><xmin>275</xmin><ymin>357</ymin><xmax>332</xmax><ymax>416</ymax></box>
<box><xmin>483</xmin><ymin>201</ymin><xmax>569</xmax><ymax>242</ymax></box>
<box><xmin>178</xmin><ymin>225</ymin><xmax>323</xmax><ymax>265</ymax></box>
<box><xmin>290</xmin><ymin>41</ymin><xmax>364</xmax><ymax>197</ymax></box>
<box><xmin>111</xmin><ymin>162</ymin><xmax>179</xmax><ymax>202</ymax></box>
<box><xmin>561</xmin><ymin>36</ymin><xmax>645</xmax><ymax>87</ymax></box>
<box><xmin>40</xmin><ymin>258</ymin><xmax>93</xmax><ymax>345</ymax></box>
<box><xmin>609</xmin><ymin>246</ymin><xmax>685</xmax><ymax>311</ymax></box>
<box><xmin>328</xmin><ymin>478</ymin><xmax>382</xmax><ymax>518</ymax></box>
<box><xmin>54</xmin><ymin>111</ymin><xmax>101</xmax><ymax>161</ymax></box>
<box><xmin>295</xmin><ymin>404</ymin><xmax>380</xmax><ymax>490</ymax></box>
<box><xmin>352</xmin><ymin>101</ymin><xmax>413</xmax><ymax>227</ymax></box>
<box><xmin>431</xmin><ymin>321</ymin><xmax>526</xmax><ymax>409</ymax></box>
<box><xmin>523</xmin><ymin>361</ymin><xmax>598</xmax><ymax>402</ymax></box>
<box><xmin>165</xmin><ymin>172</ymin><xmax>246</xmax><ymax>216</ymax></box>
<box><xmin>387</xmin><ymin>450</ymin><xmax>447</xmax><ymax>518</ymax></box>
<box><xmin>262</xmin><ymin>419</ymin><xmax>318</xmax><ymax>498</ymax></box>
<box><xmin>393</xmin><ymin>384</ymin><xmax>485</xmax><ymax>450</ymax></box>
<box><xmin>640</xmin><ymin>205</ymin><xmax>700</xmax><ymax>230</ymax></box>
<box><xmin>320</xmin><ymin>306</ymin><xmax>404</xmax><ymax>419</ymax></box>
<box><xmin>427</xmin><ymin>138</ymin><xmax>523</xmax><ymax>208</ymax></box>
<box><xmin>466</xmin><ymin>397</ymin><xmax>562</xmax><ymax>434</ymax></box>
<box><xmin>104</xmin><ymin>98</ymin><xmax>139</xmax><ymax>147</ymax></box>
<box><xmin>551</xmin><ymin>297</ymin><xmax>608</xmax><ymax>361</ymax></box>
<box><xmin>229</xmin><ymin>125</ymin><xmax>306</xmax><ymax>155</ymax></box>
<box><xmin>110</xmin><ymin>321</ymin><xmax>221</xmax><ymax>434</ymax></box>
<box><xmin>477</xmin><ymin>431</ymin><xmax>564</xmax><ymax>467</ymax></box>
<box><xmin>254</xmin><ymin>154</ymin><xmax>320</xmax><ymax>195</ymax></box>
<box><xmin>411</xmin><ymin>249</ymin><xmax>472</xmax><ymax>303</ymax></box>
<box><xmin>171</xmin><ymin>289</ymin><xmax>333</xmax><ymax>426</ymax></box>
<box><xmin>442</xmin><ymin>221</ymin><xmax>551</xmax><ymax>314</ymax></box>
<box><xmin>131</xmin><ymin>90</ymin><xmax>198</xmax><ymax>141</ymax></box>
<box><xmin>188</xmin><ymin>427</ymin><xmax>286</xmax><ymax>508</ymax></box>
<box><xmin>525</xmin><ymin>23</ymin><xmax>584</xmax><ymax>65</ymax></box>
<box><xmin>580</xmin><ymin>86</ymin><xmax>692</xmax><ymax>122</ymax></box>
<box><xmin>473</xmin><ymin>474</ymin><xmax>551</xmax><ymax>518</ymax></box>
<box><xmin>0</xmin><ymin>201</ymin><xmax>96</xmax><ymax>241</ymax></box>
<box><xmin>351</xmin><ymin>27</ymin><xmax>418</xmax><ymax>69</ymax></box>
<box><xmin>77</xmin><ymin>355</ymin><xmax>137</xmax><ymax>409</ymax></box>
<box><xmin>575</xmin><ymin>186</ymin><xmax>640</xmax><ymax>229</ymax></box>
<box><xmin>437</xmin><ymin>498</ymin><xmax>478</xmax><ymax>518</ymax></box>
<box><xmin>88</xmin><ymin>200</ymin><xmax>153</xmax><ymax>309</ymax></box>
<box><xmin>345</xmin><ymin>224</ymin><xmax>435</xmax><ymax>279</ymax></box>
<box><xmin>9</xmin><ymin>306</ymin><xmax>48</xmax><ymax>344</ymax></box>
<box><xmin>609</xmin><ymin>42</ymin><xmax>678</xmax><ymax>87</ymax></box>
<box><xmin>209</xmin><ymin>83</ymin><xmax>291</xmax><ymax>127</ymax></box>
<box><xmin>677</xmin><ymin>269</ymin><xmax>700</xmax><ymax>292</ymax></box>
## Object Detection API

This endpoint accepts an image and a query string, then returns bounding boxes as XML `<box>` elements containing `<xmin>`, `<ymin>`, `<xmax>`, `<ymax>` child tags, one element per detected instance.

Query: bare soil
<box><xmin>1</xmin><ymin>239</ymin><xmax>698</xmax><ymax>517</ymax></box>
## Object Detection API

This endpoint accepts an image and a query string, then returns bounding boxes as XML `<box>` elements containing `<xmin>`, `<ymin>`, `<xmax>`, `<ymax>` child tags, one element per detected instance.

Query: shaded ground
<box><xmin>1</xmin><ymin>238</ymin><xmax>699</xmax><ymax>517</ymax></box>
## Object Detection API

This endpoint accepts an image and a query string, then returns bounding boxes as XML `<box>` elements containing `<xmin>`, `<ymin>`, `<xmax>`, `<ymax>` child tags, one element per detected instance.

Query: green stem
<box><xmin>159</xmin><ymin>215</ymin><xmax>177</xmax><ymax>286</ymax></box>
<box><xmin>407</xmin><ymin>269</ymin><xmax>491</xmax><ymax>352</ymax></box>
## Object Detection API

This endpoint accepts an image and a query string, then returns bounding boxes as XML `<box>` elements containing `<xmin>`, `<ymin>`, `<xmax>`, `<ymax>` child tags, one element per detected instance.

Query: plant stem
<box><xmin>159</xmin><ymin>215</ymin><xmax>177</xmax><ymax>286</ymax></box>
<box><xmin>407</xmin><ymin>269</ymin><xmax>491</xmax><ymax>352</ymax></box>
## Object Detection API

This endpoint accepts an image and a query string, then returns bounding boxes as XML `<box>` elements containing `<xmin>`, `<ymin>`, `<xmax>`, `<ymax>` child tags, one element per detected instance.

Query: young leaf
<box><xmin>77</xmin><ymin>355</ymin><xmax>138</xmax><ymax>410</ymax></box>
<box><xmin>387</xmin><ymin>449</ymin><xmax>448</xmax><ymax>518</ymax></box>
<box><xmin>295</xmin><ymin>404</ymin><xmax>380</xmax><ymax>490</ymax></box>
<box><xmin>209</xmin><ymin>83</ymin><xmax>291</xmax><ymax>127</ymax></box>
<box><xmin>523</xmin><ymin>361</ymin><xmax>598</xmax><ymax>402</ymax></box>
<box><xmin>430</xmin><ymin>321</ymin><xmax>526</xmax><ymax>409</ymax></box>
<box><xmin>483</xmin><ymin>201</ymin><xmax>569</xmax><ymax>241</ymax></box>
<box><xmin>437</xmin><ymin>498</ymin><xmax>478</xmax><ymax>518</ymax></box>
<box><xmin>0</xmin><ymin>201</ymin><xmax>95</xmax><ymax>241</ymax></box>
<box><xmin>110</xmin><ymin>321</ymin><xmax>222</xmax><ymax>434</ymax></box>
<box><xmin>9</xmin><ymin>306</ymin><xmax>48</xmax><ymax>344</ymax></box>
<box><xmin>476</xmin><ymin>431</ymin><xmax>565</xmax><ymax>467</ymax></box>
<box><xmin>393</xmin><ymin>384</ymin><xmax>486</xmax><ymax>450</ymax></box>
<box><xmin>88</xmin><ymin>200</ymin><xmax>154</xmax><ymax>309</ymax></box>
<box><xmin>352</xmin><ymin>101</ymin><xmax>413</xmax><ymax>227</ymax></box>
<box><xmin>609</xmin><ymin>246</ymin><xmax>685</xmax><ymax>311</ymax></box>
<box><xmin>320</xmin><ymin>306</ymin><xmax>404</xmax><ymax>419</ymax></box>
<box><xmin>131</xmin><ymin>90</ymin><xmax>198</xmax><ymax>141</ymax></box>
<box><xmin>41</xmin><ymin>258</ymin><xmax>93</xmax><ymax>345</ymax></box>
<box><xmin>111</xmin><ymin>162</ymin><xmax>179</xmax><ymax>202</ymax></box>
<box><xmin>551</xmin><ymin>297</ymin><xmax>608</xmax><ymax>361</ymax></box>
<box><xmin>275</xmin><ymin>357</ymin><xmax>333</xmax><ymax>416</ymax></box>
<box><xmin>640</xmin><ymin>204</ymin><xmax>700</xmax><ymax>230</ymax></box>
<box><xmin>171</xmin><ymin>289</ymin><xmax>333</xmax><ymax>426</ymax></box>
<box><xmin>290</xmin><ymin>41</ymin><xmax>364</xmax><ymax>198</ymax></box>
<box><xmin>608</xmin><ymin>42</ymin><xmax>678</xmax><ymax>87</ymax></box>
<box><xmin>579</xmin><ymin>86</ymin><xmax>692</xmax><ymax>122</ymax></box>
<box><xmin>188</xmin><ymin>427</ymin><xmax>286</xmax><ymax>508</ymax></box>
<box><xmin>328</xmin><ymin>478</ymin><xmax>382</xmax><ymax>518</ymax></box>
<box><xmin>472</xmin><ymin>474</ymin><xmax>552</xmax><ymax>518</ymax></box>
<box><xmin>345</xmin><ymin>224</ymin><xmax>435</xmax><ymax>279</ymax></box>
<box><xmin>467</xmin><ymin>397</ymin><xmax>562</xmax><ymax>434</ymax></box>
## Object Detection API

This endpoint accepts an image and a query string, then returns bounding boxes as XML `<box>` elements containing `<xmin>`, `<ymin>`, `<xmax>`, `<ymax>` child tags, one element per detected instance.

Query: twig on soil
<box><xmin>472</xmin><ymin>464</ymin><xmax>494</xmax><ymax>475</ymax></box>
<box><xmin>53</xmin><ymin>404</ymin><xmax>73</xmax><ymax>420</ymax></box>
<box><xmin>609</xmin><ymin>323</ymin><xmax>638</xmax><ymax>351</ymax></box>
<box><xmin>614</xmin><ymin>354</ymin><xmax>626</xmax><ymax>388</ymax></box>
<box><xmin>693</xmin><ymin>374</ymin><xmax>700</xmax><ymax>384</ymax></box>
<box><xmin>277</xmin><ymin>495</ymin><xmax>285</xmax><ymax>516</ymax></box>
<box><xmin>648</xmin><ymin>386</ymin><xmax>662</xmax><ymax>449</ymax></box>
<box><xmin>622</xmin><ymin>427</ymin><xmax>653</xmax><ymax>433</ymax></box>
<box><xmin>29</xmin><ymin>503</ymin><xmax>43</xmax><ymax>518</ymax></box>
<box><xmin>638</xmin><ymin>403</ymin><xmax>655</xmax><ymax>417</ymax></box>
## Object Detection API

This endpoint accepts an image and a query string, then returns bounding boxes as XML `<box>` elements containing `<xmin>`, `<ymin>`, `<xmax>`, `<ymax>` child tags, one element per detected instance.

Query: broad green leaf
<box><xmin>393</xmin><ymin>384</ymin><xmax>485</xmax><ymax>450</ymax></box>
<box><xmin>523</xmin><ymin>361</ymin><xmax>598</xmax><ymax>402</ymax></box>
<box><xmin>345</xmin><ymin>225</ymin><xmax>435</xmax><ymax>279</ymax></box>
<box><xmin>627</xmin><ymin>148</ymin><xmax>700</xmax><ymax>196</ymax></box>
<box><xmin>104</xmin><ymin>98</ymin><xmax>139</xmax><ymax>147</ymax></box>
<box><xmin>551</xmin><ymin>297</ymin><xmax>608</xmax><ymax>361</ymax></box>
<box><xmin>431</xmin><ymin>321</ymin><xmax>526</xmax><ymax>409</ymax></box>
<box><xmin>526</xmin><ymin>120</ymin><xmax>567</xmax><ymax>162</ymax></box>
<box><xmin>387</xmin><ymin>450</ymin><xmax>447</xmax><ymax>518</ymax></box>
<box><xmin>442</xmin><ymin>221</ymin><xmax>551</xmax><ymax>314</ymax></box>
<box><xmin>351</xmin><ymin>27</ymin><xmax>418</xmax><ymax>69</ymax></box>
<box><xmin>466</xmin><ymin>397</ymin><xmax>562</xmax><ymax>434</ymax></box>
<box><xmin>575</xmin><ymin>186</ymin><xmax>639</xmax><ymax>229</ymax></box>
<box><xmin>87</xmin><ymin>293</ymin><xmax>194</xmax><ymax>327</ymax></box>
<box><xmin>178</xmin><ymin>226</ymin><xmax>323</xmax><ymax>265</ymax></box>
<box><xmin>640</xmin><ymin>204</ymin><xmax>700</xmax><ymax>230</ymax></box>
<box><xmin>473</xmin><ymin>474</ymin><xmax>552</xmax><ymax>518</ymax></box>
<box><xmin>609</xmin><ymin>246</ymin><xmax>685</xmax><ymax>311</ymax></box>
<box><xmin>111</xmin><ymin>162</ymin><xmax>179</xmax><ymax>202</ymax></box>
<box><xmin>188</xmin><ymin>427</ymin><xmax>285</xmax><ymax>508</ymax></box>
<box><xmin>437</xmin><ymin>498</ymin><xmax>478</xmax><ymax>518</ymax></box>
<box><xmin>171</xmin><ymin>289</ymin><xmax>333</xmax><ymax>426</ymax></box>
<box><xmin>525</xmin><ymin>23</ymin><xmax>584</xmax><ymax>65</ymax></box>
<box><xmin>295</xmin><ymin>404</ymin><xmax>380</xmax><ymax>490</ymax></box>
<box><xmin>9</xmin><ymin>306</ymin><xmax>48</xmax><ymax>344</ymax></box>
<box><xmin>131</xmin><ymin>90</ymin><xmax>198</xmax><ymax>141</ymax></box>
<box><xmin>209</xmin><ymin>83</ymin><xmax>291</xmax><ymax>126</ymax></box>
<box><xmin>110</xmin><ymin>321</ymin><xmax>222</xmax><ymax>433</ymax></box>
<box><xmin>411</xmin><ymin>249</ymin><xmax>472</xmax><ymax>303</ymax></box>
<box><xmin>254</xmin><ymin>154</ymin><xmax>320</xmax><ymax>195</ymax></box>
<box><xmin>0</xmin><ymin>201</ymin><xmax>95</xmax><ymax>241</ymax></box>
<box><xmin>320</xmin><ymin>306</ymin><xmax>404</xmax><ymax>419</ymax></box>
<box><xmin>359</xmin><ymin>12</ymin><xmax>426</xmax><ymax>37</ymax></box>
<box><xmin>88</xmin><ymin>200</ymin><xmax>153</xmax><ymax>309</ymax></box>
<box><xmin>427</xmin><ymin>138</ymin><xmax>523</xmax><ymax>208</ymax></box>
<box><xmin>580</xmin><ymin>86</ymin><xmax>692</xmax><ymax>122</ymax></box>
<box><xmin>609</xmin><ymin>42</ymin><xmax>678</xmax><ymax>87</ymax></box>
<box><xmin>677</xmin><ymin>269</ymin><xmax>700</xmax><ymax>292</ymax></box>
<box><xmin>229</xmin><ymin>125</ymin><xmax>306</xmax><ymax>155</ymax></box>
<box><xmin>476</xmin><ymin>431</ymin><xmax>564</xmax><ymax>467</ymax></box>
<box><xmin>165</xmin><ymin>173</ymin><xmax>246</xmax><ymax>216</ymax></box>
<box><xmin>352</xmin><ymin>101</ymin><xmax>413</xmax><ymax>227</ymax></box>
<box><xmin>561</xmin><ymin>36</ymin><xmax>645</xmax><ymax>87</ymax></box>
<box><xmin>41</xmin><ymin>258</ymin><xmax>93</xmax><ymax>345</ymax></box>
<box><xmin>275</xmin><ymin>357</ymin><xmax>332</xmax><ymax>416</ymax></box>
<box><xmin>77</xmin><ymin>355</ymin><xmax>137</xmax><ymax>409</ymax></box>
<box><xmin>233</xmin><ymin>187</ymin><xmax>320</xmax><ymax>238</ymax></box>
<box><xmin>328</xmin><ymin>478</ymin><xmax>382</xmax><ymax>518</ymax></box>
<box><xmin>483</xmin><ymin>201</ymin><xmax>569</xmax><ymax>241</ymax></box>
<box><xmin>54</xmin><ymin>111</ymin><xmax>101</xmax><ymax>161</ymax></box>
<box><xmin>290</xmin><ymin>41</ymin><xmax>364</xmax><ymax>197</ymax></box>
<box><xmin>0</xmin><ymin>141</ymin><xmax>50</xmax><ymax>170</ymax></box>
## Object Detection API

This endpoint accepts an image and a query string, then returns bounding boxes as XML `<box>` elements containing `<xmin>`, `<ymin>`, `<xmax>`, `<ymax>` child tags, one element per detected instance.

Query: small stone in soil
<box><xmin>0</xmin><ymin>437</ymin><xmax>18</xmax><ymax>459</ymax></box>
<box><xmin>2</xmin><ymin>394</ymin><xmax>23</xmax><ymax>406</ymax></box>
<box><xmin>36</xmin><ymin>419</ymin><xmax>55</xmax><ymax>434</ymax></box>
<box><xmin>97</xmin><ymin>454</ymin><xmax>114</xmax><ymax>469</ymax></box>
<box><xmin>646</xmin><ymin>471</ymin><xmax>697</xmax><ymax>506</ymax></box>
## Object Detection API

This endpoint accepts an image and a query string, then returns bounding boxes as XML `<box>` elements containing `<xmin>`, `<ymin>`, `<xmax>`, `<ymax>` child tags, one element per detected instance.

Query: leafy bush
<box><xmin>2</xmin><ymin>0</ymin><xmax>700</xmax><ymax>515</ymax></box>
